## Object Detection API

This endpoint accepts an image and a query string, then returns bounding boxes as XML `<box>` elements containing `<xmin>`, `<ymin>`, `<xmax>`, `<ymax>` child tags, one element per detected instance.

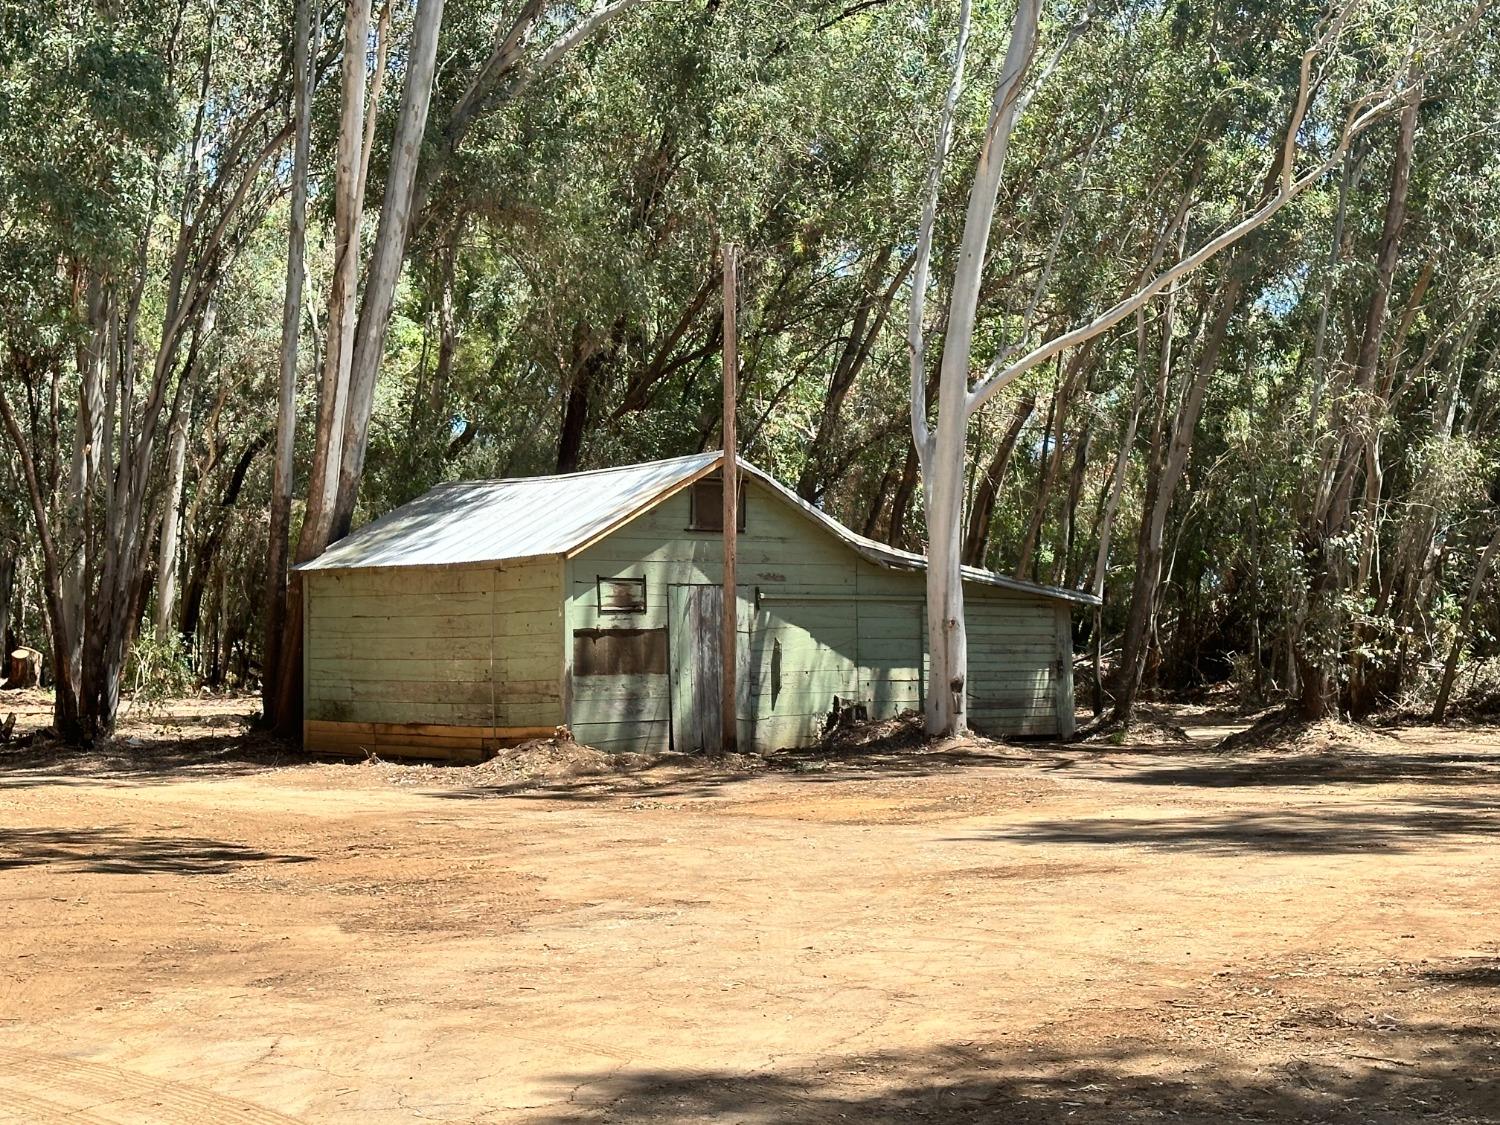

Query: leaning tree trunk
<box><xmin>181</xmin><ymin>432</ymin><xmax>270</xmax><ymax>655</ymax></box>
<box><xmin>1299</xmin><ymin>85</ymin><xmax>1419</xmax><ymax>720</ymax></box>
<box><xmin>1015</xmin><ymin>349</ymin><xmax>1091</xmax><ymax>580</ymax></box>
<box><xmin>1433</xmin><ymin>521</ymin><xmax>1500</xmax><ymax>723</ymax></box>
<box><xmin>154</xmin><ymin>326</ymin><xmax>204</xmax><ymax>643</ymax></box>
<box><xmin>263</xmin><ymin>0</ymin><xmax>316</xmax><ymax>720</ymax></box>
<box><xmin>961</xmin><ymin>394</ymin><xmax>1035</xmax><ymax>567</ymax></box>
<box><xmin>1087</xmin><ymin>301</ymin><xmax>1161</xmax><ymax>715</ymax></box>
<box><xmin>1112</xmin><ymin>276</ymin><xmax>1243</xmax><ymax>724</ymax></box>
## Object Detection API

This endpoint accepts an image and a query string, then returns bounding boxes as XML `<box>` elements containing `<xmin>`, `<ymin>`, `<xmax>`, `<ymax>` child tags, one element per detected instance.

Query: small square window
<box><xmin>689</xmin><ymin>475</ymin><xmax>746</xmax><ymax>532</ymax></box>
<box><xmin>597</xmin><ymin>576</ymin><xmax>647</xmax><ymax>615</ymax></box>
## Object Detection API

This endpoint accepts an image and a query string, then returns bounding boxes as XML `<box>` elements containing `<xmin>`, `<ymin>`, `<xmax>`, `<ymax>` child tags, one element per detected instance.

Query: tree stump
<box><xmin>4</xmin><ymin>647</ymin><xmax>42</xmax><ymax>689</ymax></box>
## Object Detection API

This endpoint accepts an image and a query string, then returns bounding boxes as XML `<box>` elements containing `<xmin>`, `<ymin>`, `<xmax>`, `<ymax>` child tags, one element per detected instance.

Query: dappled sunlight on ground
<box><xmin>0</xmin><ymin>692</ymin><xmax>1496</xmax><ymax>1122</ymax></box>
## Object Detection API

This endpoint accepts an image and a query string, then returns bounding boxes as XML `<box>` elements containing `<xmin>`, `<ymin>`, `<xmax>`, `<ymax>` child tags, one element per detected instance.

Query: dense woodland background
<box><xmin>1</xmin><ymin>0</ymin><xmax>1497</xmax><ymax>743</ymax></box>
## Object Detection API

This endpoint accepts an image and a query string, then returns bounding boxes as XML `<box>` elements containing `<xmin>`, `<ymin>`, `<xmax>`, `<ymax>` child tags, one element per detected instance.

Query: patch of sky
<box><xmin>1253</xmin><ymin>261</ymin><xmax>1310</xmax><ymax>319</ymax></box>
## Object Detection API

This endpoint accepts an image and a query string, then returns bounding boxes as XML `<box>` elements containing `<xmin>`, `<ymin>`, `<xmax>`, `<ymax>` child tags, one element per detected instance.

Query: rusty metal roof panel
<box><xmin>296</xmin><ymin>452</ymin><xmax>719</xmax><ymax>571</ymax></box>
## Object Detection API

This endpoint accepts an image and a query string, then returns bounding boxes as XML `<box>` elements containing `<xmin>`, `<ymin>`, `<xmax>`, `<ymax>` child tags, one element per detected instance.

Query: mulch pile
<box><xmin>813</xmin><ymin>709</ymin><xmax>930</xmax><ymax>755</ymax></box>
<box><xmin>1076</xmin><ymin>714</ymin><xmax>1193</xmax><ymax>747</ymax></box>
<box><xmin>1214</xmin><ymin>709</ymin><xmax>1399</xmax><ymax>756</ymax></box>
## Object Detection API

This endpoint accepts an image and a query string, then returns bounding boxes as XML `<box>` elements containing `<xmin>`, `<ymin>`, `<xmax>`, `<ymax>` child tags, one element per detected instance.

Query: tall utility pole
<box><xmin>720</xmin><ymin>244</ymin><xmax>739</xmax><ymax>754</ymax></box>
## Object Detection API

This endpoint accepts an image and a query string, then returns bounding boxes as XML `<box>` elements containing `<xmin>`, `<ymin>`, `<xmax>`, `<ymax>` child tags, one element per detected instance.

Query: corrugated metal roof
<box><xmin>298</xmin><ymin>451</ymin><xmax>1100</xmax><ymax>608</ymax></box>
<box><xmin>297</xmin><ymin>453</ymin><xmax>719</xmax><ymax>571</ymax></box>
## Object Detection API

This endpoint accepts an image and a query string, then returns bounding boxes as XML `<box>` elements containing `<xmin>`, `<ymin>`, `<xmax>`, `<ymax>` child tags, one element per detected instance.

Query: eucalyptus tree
<box><xmin>353</xmin><ymin>0</ymin><xmax>945</xmax><ymax>490</ymax></box>
<box><xmin>905</xmin><ymin>0</ymin><xmax>1484</xmax><ymax>735</ymax></box>
<box><xmin>0</xmin><ymin>0</ymin><xmax>293</xmax><ymax>740</ymax></box>
<box><xmin>268</xmin><ymin>0</ymin><xmax>647</xmax><ymax>734</ymax></box>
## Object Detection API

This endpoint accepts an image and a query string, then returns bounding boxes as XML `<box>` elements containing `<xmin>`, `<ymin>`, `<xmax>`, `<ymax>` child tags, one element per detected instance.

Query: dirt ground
<box><xmin>0</xmin><ymin>693</ymin><xmax>1497</xmax><ymax>1123</ymax></box>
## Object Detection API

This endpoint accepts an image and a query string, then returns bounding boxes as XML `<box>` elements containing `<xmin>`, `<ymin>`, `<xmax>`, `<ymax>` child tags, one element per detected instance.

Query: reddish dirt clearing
<box><xmin>0</xmin><ymin>695</ymin><xmax>1497</xmax><ymax>1123</ymax></box>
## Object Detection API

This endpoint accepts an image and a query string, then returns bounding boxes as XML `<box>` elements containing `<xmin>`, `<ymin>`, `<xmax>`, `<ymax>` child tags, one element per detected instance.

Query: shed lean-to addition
<box><xmin>297</xmin><ymin>453</ymin><xmax>1100</xmax><ymax>760</ymax></box>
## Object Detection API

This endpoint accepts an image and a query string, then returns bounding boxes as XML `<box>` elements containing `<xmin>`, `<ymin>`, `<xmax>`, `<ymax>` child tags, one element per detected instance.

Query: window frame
<box><xmin>596</xmin><ymin>575</ymin><xmax>648</xmax><ymax>616</ymax></box>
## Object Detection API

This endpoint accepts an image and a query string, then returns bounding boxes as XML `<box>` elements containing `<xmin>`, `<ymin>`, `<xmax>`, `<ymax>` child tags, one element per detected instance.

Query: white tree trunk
<box><xmin>907</xmin><ymin>1</ymin><xmax>1445</xmax><ymax>737</ymax></box>
<box><xmin>299</xmin><ymin>0</ymin><xmax>370</xmax><ymax>558</ymax></box>
<box><xmin>154</xmin><ymin>360</ymin><xmax>199</xmax><ymax>642</ymax></box>
<box><xmin>264</xmin><ymin>0</ymin><xmax>317</xmax><ymax>717</ymax></box>
<box><xmin>331</xmin><ymin>0</ymin><xmax>446</xmax><ymax>539</ymax></box>
<box><xmin>911</xmin><ymin>0</ymin><xmax>1041</xmax><ymax>735</ymax></box>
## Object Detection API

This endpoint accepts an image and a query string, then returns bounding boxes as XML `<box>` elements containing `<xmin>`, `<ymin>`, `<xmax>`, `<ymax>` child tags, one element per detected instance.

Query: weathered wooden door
<box><xmin>668</xmin><ymin>584</ymin><xmax>723</xmax><ymax>754</ymax></box>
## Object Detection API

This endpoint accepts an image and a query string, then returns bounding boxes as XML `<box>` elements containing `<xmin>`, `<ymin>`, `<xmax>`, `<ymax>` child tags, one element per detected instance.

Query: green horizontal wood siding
<box><xmin>306</xmin><ymin>476</ymin><xmax>1074</xmax><ymax>751</ymax></box>
<box><xmin>304</xmin><ymin>559</ymin><xmax>564</xmax><ymax>731</ymax></box>
<box><xmin>566</xmin><ymin>479</ymin><xmax>1070</xmax><ymax>749</ymax></box>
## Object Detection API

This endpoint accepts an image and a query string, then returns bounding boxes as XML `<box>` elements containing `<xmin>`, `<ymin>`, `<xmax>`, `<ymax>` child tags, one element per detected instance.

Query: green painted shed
<box><xmin>297</xmin><ymin>453</ymin><xmax>1098</xmax><ymax>759</ymax></box>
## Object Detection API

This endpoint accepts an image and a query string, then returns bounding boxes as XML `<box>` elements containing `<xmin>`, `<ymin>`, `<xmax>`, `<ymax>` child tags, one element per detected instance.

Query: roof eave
<box><xmin>734</xmin><ymin>457</ymin><xmax>1100</xmax><ymax>609</ymax></box>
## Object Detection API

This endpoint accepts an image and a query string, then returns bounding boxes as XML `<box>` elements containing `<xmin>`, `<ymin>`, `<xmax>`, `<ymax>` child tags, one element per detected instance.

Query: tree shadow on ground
<box><xmin>952</xmin><ymin>795</ymin><xmax>1500</xmax><ymax>855</ymax></box>
<box><xmin>0</xmin><ymin>733</ymin><xmax>300</xmax><ymax>790</ymax></box>
<box><xmin>1422</xmin><ymin>960</ymin><xmax>1500</xmax><ymax>989</ymax></box>
<box><xmin>536</xmin><ymin>1025</ymin><xmax>1500</xmax><ymax>1124</ymax></box>
<box><xmin>1108</xmin><ymin>751</ymin><xmax>1500</xmax><ymax>790</ymax></box>
<box><xmin>420</xmin><ymin>739</ymin><xmax>1500</xmax><ymax>807</ymax></box>
<box><xmin>0</xmin><ymin>826</ymin><xmax>314</xmax><ymax>875</ymax></box>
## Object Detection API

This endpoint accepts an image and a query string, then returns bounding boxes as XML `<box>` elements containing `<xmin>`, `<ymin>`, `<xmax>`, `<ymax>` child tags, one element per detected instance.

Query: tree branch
<box><xmin>908</xmin><ymin>0</ymin><xmax>974</xmax><ymax>471</ymax></box>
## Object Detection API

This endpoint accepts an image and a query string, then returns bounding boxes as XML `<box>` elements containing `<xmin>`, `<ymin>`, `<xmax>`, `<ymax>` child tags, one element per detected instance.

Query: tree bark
<box><xmin>263</xmin><ymin>0</ymin><xmax>316</xmax><ymax>720</ymax></box>
<box><xmin>1056</xmin><ymin>422</ymin><xmax>1092</xmax><ymax>589</ymax></box>
<box><xmin>154</xmin><ymin>364</ymin><xmax>197</xmax><ymax>643</ymax></box>
<box><xmin>1015</xmin><ymin>349</ymin><xmax>1090</xmax><ymax>580</ymax></box>
<box><xmin>0</xmin><ymin>549</ymin><xmax>14</xmax><ymax>659</ymax></box>
<box><xmin>909</xmin><ymin>0</ymin><xmax>1040</xmax><ymax>735</ymax></box>
<box><xmin>329</xmin><ymin>0</ymin><xmax>447</xmax><ymax>540</ymax></box>
<box><xmin>961</xmin><ymin>394</ymin><xmax>1034</xmax><ymax>567</ymax></box>
<box><xmin>180</xmin><ymin>432</ymin><xmax>271</xmax><ymax>652</ymax></box>
<box><xmin>1111</xmin><ymin>275</ymin><xmax>1243</xmax><ymax>723</ymax></box>
<box><xmin>1433</xmin><ymin>521</ymin><xmax>1500</xmax><ymax>723</ymax></box>
<box><xmin>797</xmin><ymin>248</ymin><xmax>911</xmax><ymax>502</ymax></box>
<box><xmin>887</xmin><ymin>443</ymin><xmax>921</xmax><ymax>548</ymax></box>
<box><xmin>1300</xmin><ymin>85</ymin><xmax>1420</xmax><ymax>720</ymax></box>
<box><xmin>296</xmin><ymin>0</ymin><xmax>371</xmax><ymax>563</ymax></box>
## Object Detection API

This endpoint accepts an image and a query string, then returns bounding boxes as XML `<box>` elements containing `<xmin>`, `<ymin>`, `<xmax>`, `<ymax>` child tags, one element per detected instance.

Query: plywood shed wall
<box><xmin>565</xmin><ymin>477</ymin><xmax>1071</xmax><ymax>754</ymax></box>
<box><xmin>303</xmin><ymin>559</ymin><xmax>564</xmax><ymax>759</ymax></box>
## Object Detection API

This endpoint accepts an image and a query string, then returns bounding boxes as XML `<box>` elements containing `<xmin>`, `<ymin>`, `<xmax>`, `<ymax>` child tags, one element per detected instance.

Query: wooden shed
<box><xmin>298</xmin><ymin>453</ymin><xmax>1099</xmax><ymax>759</ymax></box>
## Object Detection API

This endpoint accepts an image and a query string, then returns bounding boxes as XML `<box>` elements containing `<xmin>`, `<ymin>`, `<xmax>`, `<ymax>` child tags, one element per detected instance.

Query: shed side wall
<box><xmin>304</xmin><ymin>560</ymin><xmax>563</xmax><ymax>755</ymax></box>
<box><xmin>965</xmin><ymin>584</ymin><xmax>1064</xmax><ymax>737</ymax></box>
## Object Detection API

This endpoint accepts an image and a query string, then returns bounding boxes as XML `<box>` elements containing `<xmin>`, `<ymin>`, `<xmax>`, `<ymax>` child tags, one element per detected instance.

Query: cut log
<box><xmin>4</xmin><ymin>647</ymin><xmax>42</xmax><ymax>689</ymax></box>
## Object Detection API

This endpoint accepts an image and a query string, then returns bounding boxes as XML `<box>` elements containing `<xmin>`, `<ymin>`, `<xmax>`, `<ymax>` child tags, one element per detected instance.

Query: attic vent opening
<box><xmin>688</xmin><ymin>474</ymin><xmax>746</xmax><ymax>532</ymax></box>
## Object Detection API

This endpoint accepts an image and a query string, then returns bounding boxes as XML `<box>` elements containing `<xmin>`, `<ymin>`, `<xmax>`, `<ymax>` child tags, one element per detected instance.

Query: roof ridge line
<box><xmin>433</xmin><ymin>451</ymin><xmax>718</xmax><ymax>488</ymax></box>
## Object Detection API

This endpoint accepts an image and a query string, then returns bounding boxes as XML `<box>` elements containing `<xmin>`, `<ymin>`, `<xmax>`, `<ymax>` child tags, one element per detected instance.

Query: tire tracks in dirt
<box><xmin>0</xmin><ymin>1046</ymin><xmax>303</xmax><ymax>1123</ymax></box>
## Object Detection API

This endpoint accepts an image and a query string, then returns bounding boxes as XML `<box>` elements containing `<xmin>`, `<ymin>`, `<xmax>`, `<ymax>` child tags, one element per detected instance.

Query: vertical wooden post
<box><xmin>721</xmin><ymin>244</ymin><xmax>739</xmax><ymax>754</ymax></box>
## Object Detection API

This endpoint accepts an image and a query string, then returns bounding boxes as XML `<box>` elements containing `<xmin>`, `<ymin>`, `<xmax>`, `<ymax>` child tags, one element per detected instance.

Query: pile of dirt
<box><xmin>1077</xmin><ymin>714</ymin><xmax>1193</xmax><ymax>747</ymax></box>
<box><xmin>813</xmin><ymin>709</ymin><xmax>930</xmax><ymax>755</ymax></box>
<box><xmin>479</xmin><ymin>734</ymin><xmax>642</xmax><ymax>777</ymax></box>
<box><xmin>769</xmin><ymin>710</ymin><xmax>1020</xmax><ymax>777</ymax></box>
<box><xmin>1214</xmin><ymin>708</ymin><xmax>1398</xmax><ymax>755</ymax></box>
<box><xmin>375</xmin><ymin>731</ymin><xmax>765</xmax><ymax>791</ymax></box>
